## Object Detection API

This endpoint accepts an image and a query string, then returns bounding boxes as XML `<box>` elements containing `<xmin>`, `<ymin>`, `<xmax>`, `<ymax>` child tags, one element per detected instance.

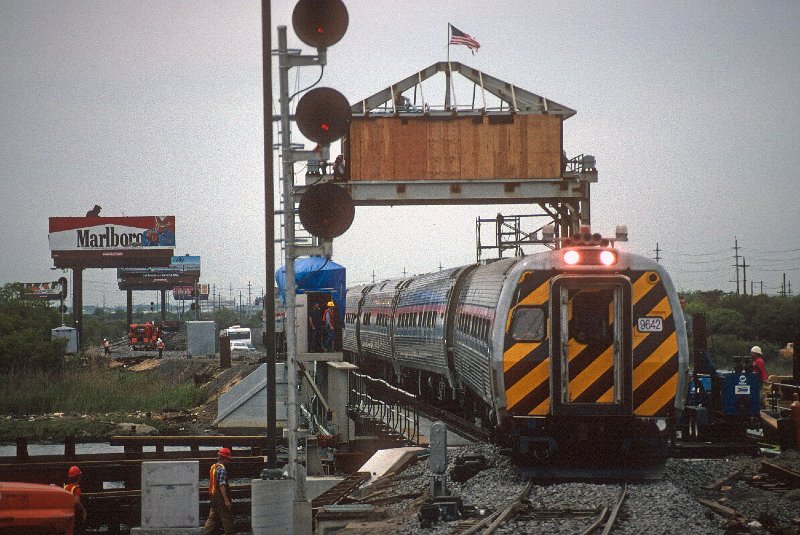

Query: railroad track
<box><xmin>415</xmin><ymin>399</ymin><xmax>492</xmax><ymax>444</ymax></box>
<box><xmin>449</xmin><ymin>481</ymin><xmax>628</xmax><ymax>535</ymax></box>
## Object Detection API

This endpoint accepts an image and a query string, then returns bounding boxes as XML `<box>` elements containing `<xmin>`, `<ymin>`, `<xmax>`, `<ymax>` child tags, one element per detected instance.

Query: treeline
<box><xmin>682</xmin><ymin>290</ymin><xmax>799</xmax><ymax>374</ymax></box>
<box><xmin>0</xmin><ymin>282</ymin><xmax>264</xmax><ymax>372</ymax></box>
<box><xmin>0</xmin><ymin>284</ymin><xmax>67</xmax><ymax>371</ymax></box>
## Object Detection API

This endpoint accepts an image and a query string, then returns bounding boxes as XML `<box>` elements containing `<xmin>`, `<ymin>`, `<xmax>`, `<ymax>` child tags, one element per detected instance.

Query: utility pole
<box><xmin>248</xmin><ymin>281</ymin><xmax>252</xmax><ymax>307</ymax></box>
<box><xmin>742</xmin><ymin>256</ymin><xmax>748</xmax><ymax>296</ymax></box>
<box><xmin>734</xmin><ymin>237</ymin><xmax>740</xmax><ymax>294</ymax></box>
<box><xmin>654</xmin><ymin>242</ymin><xmax>661</xmax><ymax>262</ymax></box>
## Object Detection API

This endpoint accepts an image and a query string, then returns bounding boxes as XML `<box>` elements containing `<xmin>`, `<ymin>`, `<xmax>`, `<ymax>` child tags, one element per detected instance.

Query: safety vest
<box><xmin>208</xmin><ymin>462</ymin><xmax>225</xmax><ymax>495</ymax></box>
<box><xmin>157</xmin><ymin>339</ymin><xmax>165</xmax><ymax>350</ymax></box>
<box><xmin>64</xmin><ymin>482</ymin><xmax>80</xmax><ymax>495</ymax></box>
<box><xmin>323</xmin><ymin>308</ymin><xmax>336</xmax><ymax>327</ymax></box>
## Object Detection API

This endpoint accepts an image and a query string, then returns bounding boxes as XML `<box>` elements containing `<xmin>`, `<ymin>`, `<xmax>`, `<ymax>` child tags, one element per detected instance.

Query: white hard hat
<box><xmin>750</xmin><ymin>346</ymin><xmax>762</xmax><ymax>355</ymax></box>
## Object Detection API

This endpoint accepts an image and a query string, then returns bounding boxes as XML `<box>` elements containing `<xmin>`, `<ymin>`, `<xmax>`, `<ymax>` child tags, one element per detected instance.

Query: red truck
<box><xmin>128</xmin><ymin>322</ymin><xmax>161</xmax><ymax>351</ymax></box>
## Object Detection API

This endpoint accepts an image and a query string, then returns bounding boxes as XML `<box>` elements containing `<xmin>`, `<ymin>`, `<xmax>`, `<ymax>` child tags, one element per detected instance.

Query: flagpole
<box><xmin>447</xmin><ymin>23</ymin><xmax>450</xmax><ymax>64</ymax></box>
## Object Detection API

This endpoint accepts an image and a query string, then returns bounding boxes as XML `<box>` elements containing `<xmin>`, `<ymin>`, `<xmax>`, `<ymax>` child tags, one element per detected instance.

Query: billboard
<box><xmin>173</xmin><ymin>284</ymin><xmax>210</xmax><ymax>301</ymax></box>
<box><xmin>22</xmin><ymin>278</ymin><xmax>68</xmax><ymax>300</ymax></box>
<box><xmin>117</xmin><ymin>255</ymin><xmax>201</xmax><ymax>291</ymax></box>
<box><xmin>49</xmin><ymin>216</ymin><xmax>175</xmax><ymax>268</ymax></box>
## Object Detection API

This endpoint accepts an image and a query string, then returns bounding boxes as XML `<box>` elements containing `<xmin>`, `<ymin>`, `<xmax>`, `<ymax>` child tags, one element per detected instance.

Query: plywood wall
<box><xmin>348</xmin><ymin>114</ymin><xmax>563</xmax><ymax>181</ymax></box>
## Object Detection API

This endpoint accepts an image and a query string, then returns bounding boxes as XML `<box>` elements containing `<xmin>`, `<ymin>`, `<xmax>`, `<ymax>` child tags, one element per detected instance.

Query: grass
<box><xmin>0</xmin><ymin>366</ymin><xmax>209</xmax><ymax>441</ymax></box>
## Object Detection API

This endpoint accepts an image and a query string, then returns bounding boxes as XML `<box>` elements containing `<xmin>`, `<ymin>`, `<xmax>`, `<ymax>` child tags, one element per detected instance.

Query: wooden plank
<box><xmin>426</xmin><ymin>119</ymin><xmax>447</xmax><ymax>179</ymax></box>
<box><xmin>441</xmin><ymin>119</ymin><xmax>461</xmax><ymax>178</ymax></box>
<box><xmin>392</xmin><ymin>118</ymin><xmax>428</xmax><ymax>179</ymax></box>
<box><xmin>696</xmin><ymin>497</ymin><xmax>737</xmax><ymax>517</ymax></box>
<box><xmin>459</xmin><ymin>116</ymin><xmax>480</xmax><ymax>179</ymax></box>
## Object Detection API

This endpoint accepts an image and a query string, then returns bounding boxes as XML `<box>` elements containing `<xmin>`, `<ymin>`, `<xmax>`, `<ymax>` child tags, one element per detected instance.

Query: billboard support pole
<box><xmin>127</xmin><ymin>290</ymin><xmax>133</xmax><ymax>327</ymax></box>
<box><xmin>72</xmin><ymin>268</ymin><xmax>83</xmax><ymax>351</ymax></box>
<box><xmin>161</xmin><ymin>289</ymin><xmax>167</xmax><ymax>321</ymax></box>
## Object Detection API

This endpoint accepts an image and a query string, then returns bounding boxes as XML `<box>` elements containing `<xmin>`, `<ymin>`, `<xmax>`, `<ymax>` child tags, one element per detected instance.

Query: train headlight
<box><xmin>563</xmin><ymin>250</ymin><xmax>580</xmax><ymax>265</ymax></box>
<box><xmin>599</xmin><ymin>250</ymin><xmax>617</xmax><ymax>266</ymax></box>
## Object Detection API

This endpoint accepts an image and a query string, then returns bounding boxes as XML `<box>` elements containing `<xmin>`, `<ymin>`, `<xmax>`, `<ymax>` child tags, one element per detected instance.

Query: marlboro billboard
<box><xmin>49</xmin><ymin>216</ymin><xmax>175</xmax><ymax>268</ymax></box>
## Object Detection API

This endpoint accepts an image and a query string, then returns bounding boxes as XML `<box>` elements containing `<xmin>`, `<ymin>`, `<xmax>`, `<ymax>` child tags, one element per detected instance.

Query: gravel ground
<box><xmin>343</xmin><ymin>444</ymin><xmax>800</xmax><ymax>534</ymax></box>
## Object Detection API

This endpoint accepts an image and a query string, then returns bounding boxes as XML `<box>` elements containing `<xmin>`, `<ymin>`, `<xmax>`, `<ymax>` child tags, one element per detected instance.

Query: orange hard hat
<box><xmin>68</xmin><ymin>465</ymin><xmax>82</xmax><ymax>478</ymax></box>
<box><xmin>217</xmin><ymin>447</ymin><xmax>232</xmax><ymax>458</ymax></box>
<box><xmin>327</xmin><ymin>301</ymin><xmax>335</xmax><ymax>307</ymax></box>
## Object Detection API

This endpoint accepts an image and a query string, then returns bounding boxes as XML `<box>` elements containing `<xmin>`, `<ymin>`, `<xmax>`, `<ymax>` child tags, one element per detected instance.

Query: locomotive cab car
<box><xmin>344</xmin><ymin>228</ymin><xmax>689</xmax><ymax>473</ymax></box>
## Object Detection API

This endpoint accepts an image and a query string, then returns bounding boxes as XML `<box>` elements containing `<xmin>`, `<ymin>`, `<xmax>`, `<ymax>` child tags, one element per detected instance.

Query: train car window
<box><xmin>510</xmin><ymin>307</ymin><xmax>546</xmax><ymax>341</ymax></box>
<box><xmin>569</xmin><ymin>289</ymin><xmax>613</xmax><ymax>344</ymax></box>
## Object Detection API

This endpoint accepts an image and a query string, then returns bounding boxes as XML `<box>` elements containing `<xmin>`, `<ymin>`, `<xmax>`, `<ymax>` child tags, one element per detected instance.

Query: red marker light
<box><xmin>316</xmin><ymin>26</ymin><xmax>325</xmax><ymax>34</ymax></box>
<box><xmin>600</xmin><ymin>250</ymin><xmax>617</xmax><ymax>266</ymax></box>
<box><xmin>563</xmin><ymin>250</ymin><xmax>580</xmax><ymax>265</ymax></box>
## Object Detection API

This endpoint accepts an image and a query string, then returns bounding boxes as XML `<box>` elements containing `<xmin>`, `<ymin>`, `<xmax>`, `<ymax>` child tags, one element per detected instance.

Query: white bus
<box><xmin>221</xmin><ymin>325</ymin><xmax>252</xmax><ymax>345</ymax></box>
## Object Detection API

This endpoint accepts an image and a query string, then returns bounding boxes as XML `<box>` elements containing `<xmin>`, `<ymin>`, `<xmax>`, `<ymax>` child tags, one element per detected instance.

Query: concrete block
<box><xmin>252</xmin><ymin>478</ymin><xmax>294</xmax><ymax>535</ymax></box>
<box><xmin>293</xmin><ymin>500</ymin><xmax>312</xmax><ymax>535</ymax></box>
<box><xmin>141</xmin><ymin>461</ymin><xmax>199</xmax><ymax>528</ymax></box>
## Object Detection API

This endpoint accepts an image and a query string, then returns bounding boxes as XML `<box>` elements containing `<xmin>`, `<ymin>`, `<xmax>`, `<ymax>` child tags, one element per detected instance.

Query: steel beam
<box><xmin>339</xmin><ymin>178</ymin><xmax>589</xmax><ymax>206</ymax></box>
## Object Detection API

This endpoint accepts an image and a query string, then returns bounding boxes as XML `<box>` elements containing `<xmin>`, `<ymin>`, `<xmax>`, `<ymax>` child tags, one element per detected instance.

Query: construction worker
<box><xmin>751</xmin><ymin>346</ymin><xmax>768</xmax><ymax>382</ymax></box>
<box><xmin>204</xmin><ymin>447</ymin><xmax>234</xmax><ymax>535</ymax></box>
<box><xmin>102</xmin><ymin>338</ymin><xmax>110</xmax><ymax>356</ymax></box>
<box><xmin>322</xmin><ymin>301</ymin><xmax>337</xmax><ymax>352</ymax></box>
<box><xmin>156</xmin><ymin>337</ymin><xmax>165</xmax><ymax>359</ymax></box>
<box><xmin>64</xmin><ymin>465</ymin><xmax>88</xmax><ymax>533</ymax></box>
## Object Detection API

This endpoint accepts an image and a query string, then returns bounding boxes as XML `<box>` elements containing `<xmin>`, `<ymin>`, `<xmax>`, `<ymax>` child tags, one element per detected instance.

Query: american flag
<box><xmin>449</xmin><ymin>24</ymin><xmax>480</xmax><ymax>52</ymax></box>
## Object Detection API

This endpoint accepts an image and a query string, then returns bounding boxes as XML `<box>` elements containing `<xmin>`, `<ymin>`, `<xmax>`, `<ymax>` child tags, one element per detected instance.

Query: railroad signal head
<box><xmin>292</xmin><ymin>0</ymin><xmax>349</xmax><ymax>49</ymax></box>
<box><xmin>298</xmin><ymin>182</ymin><xmax>355</xmax><ymax>240</ymax></box>
<box><xmin>295</xmin><ymin>87</ymin><xmax>351</xmax><ymax>145</ymax></box>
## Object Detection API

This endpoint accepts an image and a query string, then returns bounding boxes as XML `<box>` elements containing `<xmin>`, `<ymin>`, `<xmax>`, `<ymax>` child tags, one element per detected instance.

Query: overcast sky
<box><xmin>1</xmin><ymin>1</ymin><xmax>799</xmax><ymax>308</ymax></box>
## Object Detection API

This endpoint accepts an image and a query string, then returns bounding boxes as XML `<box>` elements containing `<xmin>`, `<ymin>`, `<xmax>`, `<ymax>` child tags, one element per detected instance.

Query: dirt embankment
<box><xmin>105</xmin><ymin>351</ymin><xmax>266</xmax><ymax>436</ymax></box>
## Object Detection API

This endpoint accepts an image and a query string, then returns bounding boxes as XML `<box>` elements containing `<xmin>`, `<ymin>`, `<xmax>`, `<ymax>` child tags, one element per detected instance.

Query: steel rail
<box><xmin>600</xmin><ymin>483</ymin><xmax>628</xmax><ymax>535</ymax></box>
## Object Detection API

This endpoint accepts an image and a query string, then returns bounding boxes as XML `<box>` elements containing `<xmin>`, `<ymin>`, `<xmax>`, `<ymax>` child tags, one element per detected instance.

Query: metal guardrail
<box><xmin>349</xmin><ymin>372</ymin><xmax>420</xmax><ymax>445</ymax></box>
<box><xmin>768</xmin><ymin>381</ymin><xmax>800</xmax><ymax>414</ymax></box>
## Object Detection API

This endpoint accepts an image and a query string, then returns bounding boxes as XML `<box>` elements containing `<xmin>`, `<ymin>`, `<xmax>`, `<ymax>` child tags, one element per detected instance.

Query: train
<box><xmin>343</xmin><ymin>228</ymin><xmax>690</xmax><ymax>469</ymax></box>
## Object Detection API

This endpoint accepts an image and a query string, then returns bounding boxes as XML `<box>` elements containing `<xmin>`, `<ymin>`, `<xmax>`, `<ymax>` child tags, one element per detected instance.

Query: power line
<box><xmin>660</xmin><ymin>247</ymin><xmax>730</xmax><ymax>257</ymax></box>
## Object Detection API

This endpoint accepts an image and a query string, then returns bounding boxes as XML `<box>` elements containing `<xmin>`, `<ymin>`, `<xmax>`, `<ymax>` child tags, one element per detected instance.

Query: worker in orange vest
<box><xmin>64</xmin><ymin>465</ymin><xmax>88</xmax><ymax>533</ymax></box>
<box><xmin>204</xmin><ymin>447</ymin><xmax>234</xmax><ymax>535</ymax></box>
<box><xmin>156</xmin><ymin>337</ymin><xmax>165</xmax><ymax>359</ymax></box>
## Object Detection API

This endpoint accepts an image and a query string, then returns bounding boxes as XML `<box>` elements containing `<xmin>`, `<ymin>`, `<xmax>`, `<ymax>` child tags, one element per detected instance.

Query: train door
<box><xmin>550</xmin><ymin>275</ymin><xmax>632</xmax><ymax>416</ymax></box>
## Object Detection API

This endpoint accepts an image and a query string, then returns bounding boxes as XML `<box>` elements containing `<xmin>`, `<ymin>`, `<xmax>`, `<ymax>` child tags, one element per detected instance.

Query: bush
<box><xmin>0</xmin><ymin>284</ymin><xmax>65</xmax><ymax>372</ymax></box>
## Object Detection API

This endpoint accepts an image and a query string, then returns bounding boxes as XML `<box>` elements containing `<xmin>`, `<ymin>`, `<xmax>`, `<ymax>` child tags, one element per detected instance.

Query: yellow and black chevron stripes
<box><xmin>502</xmin><ymin>269</ymin><xmax>679</xmax><ymax>418</ymax></box>
<box><xmin>630</xmin><ymin>272</ymin><xmax>679</xmax><ymax>416</ymax></box>
<box><xmin>503</xmin><ymin>270</ymin><xmax>553</xmax><ymax>415</ymax></box>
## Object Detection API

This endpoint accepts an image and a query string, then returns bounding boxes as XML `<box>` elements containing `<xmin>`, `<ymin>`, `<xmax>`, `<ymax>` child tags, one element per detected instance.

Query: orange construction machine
<box><xmin>128</xmin><ymin>322</ymin><xmax>161</xmax><ymax>351</ymax></box>
<box><xmin>0</xmin><ymin>482</ymin><xmax>75</xmax><ymax>534</ymax></box>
